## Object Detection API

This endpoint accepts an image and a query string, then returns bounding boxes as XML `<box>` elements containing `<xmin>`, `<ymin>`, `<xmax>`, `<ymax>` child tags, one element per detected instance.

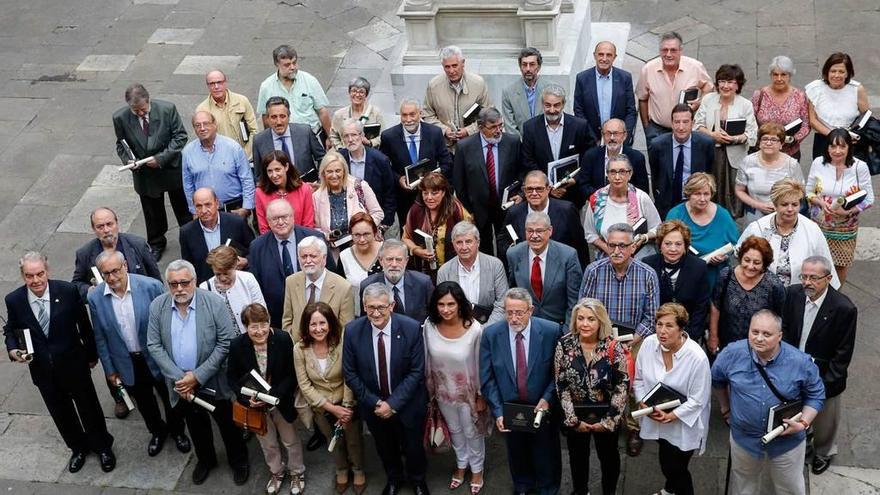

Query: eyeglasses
<box><xmin>365</xmin><ymin>304</ymin><xmax>391</xmax><ymax>314</ymax></box>
<box><xmin>206</xmin><ymin>80</ymin><xmax>226</xmax><ymax>86</ymax></box>
<box><xmin>760</xmin><ymin>137</ymin><xmax>781</xmax><ymax>143</ymax></box>
<box><xmin>525</xmin><ymin>228</ymin><xmax>550</xmax><ymax>235</ymax></box>
<box><xmin>799</xmin><ymin>274</ymin><xmax>829</xmax><ymax>282</ymax></box>
<box><xmin>603</xmin><ymin>130</ymin><xmax>626</xmax><ymax>137</ymax></box>
<box><xmin>524</xmin><ymin>186</ymin><xmax>547</xmax><ymax>194</ymax></box>
<box><xmin>607</xmin><ymin>169</ymin><xmax>631</xmax><ymax>176</ymax></box>
<box><xmin>349</xmin><ymin>89</ymin><xmax>367</xmax><ymax>96</ymax></box>
<box><xmin>607</xmin><ymin>242</ymin><xmax>633</xmax><ymax>251</ymax></box>
<box><xmin>505</xmin><ymin>310</ymin><xmax>530</xmax><ymax>318</ymax></box>
<box><xmin>352</xmin><ymin>232</ymin><xmax>374</xmax><ymax>239</ymax></box>
<box><xmin>168</xmin><ymin>279</ymin><xmax>193</xmax><ymax>288</ymax></box>
<box><xmin>267</xmin><ymin>215</ymin><xmax>292</xmax><ymax>224</ymax></box>
<box><xmin>100</xmin><ymin>267</ymin><xmax>124</xmax><ymax>278</ymax></box>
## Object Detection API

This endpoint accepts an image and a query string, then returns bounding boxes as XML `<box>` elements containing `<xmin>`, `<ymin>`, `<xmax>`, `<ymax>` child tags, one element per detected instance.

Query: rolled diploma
<box><xmin>91</xmin><ymin>266</ymin><xmax>104</xmax><ymax>284</ymax></box>
<box><xmin>118</xmin><ymin>156</ymin><xmax>154</xmax><ymax>171</ymax></box>
<box><xmin>240</xmin><ymin>386</ymin><xmax>280</xmax><ymax>406</ymax></box>
<box><xmin>327</xmin><ymin>425</ymin><xmax>343</xmax><ymax>452</ymax></box>
<box><xmin>23</xmin><ymin>328</ymin><xmax>34</xmax><ymax>355</ymax></box>
<box><xmin>532</xmin><ymin>409</ymin><xmax>546</xmax><ymax>428</ymax></box>
<box><xmin>761</xmin><ymin>412</ymin><xmax>803</xmax><ymax>444</ymax></box>
<box><xmin>191</xmin><ymin>395</ymin><xmax>216</xmax><ymax>412</ymax></box>
<box><xmin>632</xmin><ymin>399</ymin><xmax>682</xmax><ymax>419</ymax></box>
<box><xmin>116</xmin><ymin>380</ymin><xmax>136</xmax><ymax>411</ymax></box>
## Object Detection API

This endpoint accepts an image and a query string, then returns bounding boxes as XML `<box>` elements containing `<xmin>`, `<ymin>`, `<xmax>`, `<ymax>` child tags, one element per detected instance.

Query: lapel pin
<box><xmin>54</xmin><ymin>299</ymin><xmax>59</xmax><ymax>303</ymax></box>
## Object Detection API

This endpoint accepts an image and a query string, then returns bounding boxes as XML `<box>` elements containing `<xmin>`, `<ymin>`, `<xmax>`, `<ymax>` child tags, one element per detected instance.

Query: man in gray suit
<box><xmin>251</xmin><ymin>96</ymin><xmax>326</xmax><ymax>180</ymax></box>
<box><xmin>146</xmin><ymin>260</ymin><xmax>248</xmax><ymax>486</ymax></box>
<box><xmin>437</xmin><ymin>221</ymin><xmax>508</xmax><ymax>325</ymax></box>
<box><xmin>505</xmin><ymin>211</ymin><xmax>581</xmax><ymax>326</ymax></box>
<box><xmin>501</xmin><ymin>47</ymin><xmax>549</xmax><ymax>138</ymax></box>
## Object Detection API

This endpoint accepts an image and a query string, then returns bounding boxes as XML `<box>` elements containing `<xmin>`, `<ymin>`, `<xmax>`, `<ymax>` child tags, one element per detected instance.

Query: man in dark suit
<box><xmin>521</xmin><ymin>85</ymin><xmax>596</xmax><ymax>208</ymax></box>
<box><xmin>573</xmin><ymin>41</ymin><xmax>638</xmax><ymax>144</ymax></box>
<box><xmin>782</xmin><ymin>257</ymin><xmax>857</xmax><ymax>476</ymax></box>
<box><xmin>480</xmin><ymin>288</ymin><xmax>563</xmax><ymax>495</ymax></box>
<box><xmin>248</xmin><ymin>199</ymin><xmax>333</xmax><ymax>329</ymax></box>
<box><xmin>4</xmin><ymin>252</ymin><xmax>115</xmax><ymax>473</ymax></box>
<box><xmin>112</xmin><ymin>83</ymin><xmax>190</xmax><ymax>260</ymax></box>
<box><xmin>453</xmin><ymin>107</ymin><xmax>524</xmax><ymax>255</ymax></box>
<box><xmin>358</xmin><ymin>239</ymin><xmax>433</xmax><ymax>325</ymax></box>
<box><xmin>252</xmin><ymin>96</ymin><xmax>326</xmax><ymax>180</ymax></box>
<box><xmin>505</xmin><ymin>171</ymin><xmax>589</xmax><ymax>268</ymax></box>
<box><xmin>649</xmin><ymin>103</ymin><xmax>715</xmax><ymax>218</ymax></box>
<box><xmin>87</xmin><ymin>251</ymin><xmax>190</xmax><ymax>457</ymax></box>
<box><xmin>343</xmin><ymin>283</ymin><xmax>429</xmax><ymax>495</ymax></box>
<box><xmin>379</xmin><ymin>99</ymin><xmax>453</xmax><ymax>225</ymax></box>
<box><xmin>179</xmin><ymin>188</ymin><xmax>254</xmax><ymax>284</ymax></box>
<box><xmin>577</xmin><ymin>118</ymin><xmax>649</xmax><ymax>199</ymax></box>
<box><xmin>338</xmin><ymin>120</ymin><xmax>397</xmax><ymax>234</ymax></box>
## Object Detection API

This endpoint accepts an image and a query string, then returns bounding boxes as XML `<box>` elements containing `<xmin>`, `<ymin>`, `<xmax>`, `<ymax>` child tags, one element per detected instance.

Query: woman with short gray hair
<box><xmin>329</xmin><ymin>76</ymin><xmax>385</xmax><ymax>149</ymax></box>
<box><xmin>751</xmin><ymin>55</ymin><xmax>810</xmax><ymax>159</ymax></box>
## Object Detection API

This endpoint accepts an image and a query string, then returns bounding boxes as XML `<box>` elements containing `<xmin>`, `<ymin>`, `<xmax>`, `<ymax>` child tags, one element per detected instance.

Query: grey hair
<box><xmin>750</xmin><ymin>309</ymin><xmax>783</xmax><ymax>334</ymax></box>
<box><xmin>379</xmin><ymin>238</ymin><xmax>409</xmax><ymax>258</ymax></box>
<box><xmin>450</xmin><ymin>220</ymin><xmax>480</xmax><ymax>243</ymax></box>
<box><xmin>659</xmin><ymin>32</ymin><xmax>683</xmax><ymax>46</ymax></box>
<box><xmin>504</xmin><ymin>287</ymin><xmax>533</xmax><ymax>307</ymax></box>
<box><xmin>802</xmin><ymin>255</ymin><xmax>832</xmax><ymax>276</ymax></box>
<box><xmin>603</xmin><ymin>118</ymin><xmax>626</xmax><ymax>132</ymax></box>
<box><xmin>19</xmin><ymin>251</ymin><xmax>48</xmax><ymax>273</ymax></box>
<box><xmin>541</xmin><ymin>84</ymin><xmax>566</xmax><ymax>104</ymax></box>
<box><xmin>348</xmin><ymin>76</ymin><xmax>371</xmax><ymax>96</ymax></box>
<box><xmin>125</xmin><ymin>83</ymin><xmax>150</xmax><ymax>106</ymax></box>
<box><xmin>341</xmin><ymin>118</ymin><xmax>364</xmax><ymax>134</ymax></box>
<box><xmin>524</xmin><ymin>170</ymin><xmax>550</xmax><ymax>186</ymax></box>
<box><xmin>607</xmin><ymin>154</ymin><xmax>633</xmax><ymax>170</ymax></box>
<box><xmin>266</xmin><ymin>198</ymin><xmax>294</xmax><ymax>218</ymax></box>
<box><xmin>768</xmin><ymin>55</ymin><xmax>796</xmax><ymax>76</ymax></box>
<box><xmin>95</xmin><ymin>250</ymin><xmax>125</xmax><ymax>269</ymax></box>
<box><xmin>525</xmin><ymin>211</ymin><xmax>552</xmax><ymax>229</ymax></box>
<box><xmin>476</xmin><ymin>107</ymin><xmax>503</xmax><ymax>127</ymax></box>
<box><xmin>439</xmin><ymin>45</ymin><xmax>464</xmax><ymax>61</ymax></box>
<box><xmin>399</xmin><ymin>98</ymin><xmax>421</xmax><ymax>112</ymax></box>
<box><xmin>606</xmin><ymin>222</ymin><xmax>634</xmax><ymax>239</ymax></box>
<box><xmin>298</xmin><ymin>236</ymin><xmax>327</xmax><ymax>257</ymax></box>
<box><xmin>164</xmin><ymin>259</ymin><xmax>197</xmax><ymax>282</ymax></box>
<box><xmin>272</xmin><ymin>44</ymin><xmax>298</xmax><ymax>63</ymax></box>
<box><xmin>363</xmin><ymin>282</ymin><xmax>393</xmax><ymax>305</ymax></box>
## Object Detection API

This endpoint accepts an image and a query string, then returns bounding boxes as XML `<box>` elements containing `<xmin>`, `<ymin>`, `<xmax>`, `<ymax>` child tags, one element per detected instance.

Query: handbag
<box><xmin>423</xmin><ymin>398</ymin><xmax>452</xmax><ymax>454</ymax></box>
<box><xmin>232</xmin><ymin>400</ymin><xmax>268</xmax><ymax>436</ymax></box>
<box><xmin>606</xmin><ymin>338</ymin><xmax>635</xmax><ymax>390</ymax></box>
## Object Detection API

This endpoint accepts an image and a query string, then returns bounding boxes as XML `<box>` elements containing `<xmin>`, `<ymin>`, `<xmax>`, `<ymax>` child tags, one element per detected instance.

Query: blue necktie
<box><xmin>278</xmin><ymin>135</ymin><xmax>291</xmax><ymax>160</ymax></box>
<box><xmin>673</xmin><ymin>144</ymin><xmax>685</xmax><ymax>203</ymax></box>
<box><xmin>281</xmin><ymin>240</ymin><xmax>293</xmax><ymax>276</ymax></box>
<box><xmin>408</xmin><ymin>135</ymin><xmax>418</xmax><ymax>164</ymax></box>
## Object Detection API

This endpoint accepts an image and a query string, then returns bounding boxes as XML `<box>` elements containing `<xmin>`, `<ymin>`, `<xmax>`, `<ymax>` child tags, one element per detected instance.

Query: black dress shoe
<box><xmin>151</xmin><ymin>246</ymin><xmax>165</xmax><ymax>263</ymax></box>
<box><xmin>812</xmin><ymin>455</ymin><xmax>832</xmax><ymax>475</ymax></box>
<box><xmin>381</xmin><ymin>482</ymin><xmax>401</xmax><ymax>495</ymax></box>
<box><xmin>99</xmin><ymin>450</ymin><xmax>116</xmax><ymax>473</ymax></box>
<box><xmin>114</xmin><ymin>400</ymin><xmax>130</xmax><ymax>419</ymax></box>
<box><xmin>172</xmin><ymin>433</ymin><xmax>191</xmax><ymax>453</ymax></box>
<box><xmin>306</xmin><ymin>430</ymin><xmax>326</xmax><ymax>451</ymax></box>
<box><xmin>414</xmin><ymin>482</ymin><xmax>430</xmax><ymax>495</ymax></box>
<box><xmin>233</xmin><ymin>464</ymin><xmax>250</xmax><ymax>485</ymax></box>
<box><xmin>147</xmin><ymin>432</ymin><xmax>166</xmax><ymax>457</ymax></box>
<box><xmin>192</xmin><ymin>462</ymin><xmax>215</xmax><ymax>485</ymax></box>
<box><xmin>68</xmin><ymin>451</ymin><xmax>87</xmax><ymax>473</ymax></box>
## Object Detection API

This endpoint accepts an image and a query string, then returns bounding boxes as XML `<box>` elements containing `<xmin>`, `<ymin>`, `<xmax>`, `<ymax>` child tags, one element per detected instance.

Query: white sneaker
<box><xmin>290</xmin><ymin>472</ymin><xmax>306</xmax><ymax>495</ymax></box>
<box><xmin>266</xmin><ymin>472</ymin><xmax>285</xmax><ymax>494</ymax></box>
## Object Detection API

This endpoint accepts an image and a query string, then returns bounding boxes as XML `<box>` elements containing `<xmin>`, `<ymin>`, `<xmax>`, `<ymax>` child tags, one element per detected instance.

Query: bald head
<box><xmin>593</xmin><ymin>41</ymin><xmax>617</xmax><ymax>74</ymax></box>
<box><xmin>193</xmin><ymin>187</ymin><xmax>219</xmax><ymax>227</ymax></box>
<box><xmin>205</xmin><ymin>70</ymin><xmax>228</xmax><ymax>102</ymax></box>
<box><xmin>192</xmin><ymin>111</ymin><xmax>217</xmax><ymax>142</ymax></box>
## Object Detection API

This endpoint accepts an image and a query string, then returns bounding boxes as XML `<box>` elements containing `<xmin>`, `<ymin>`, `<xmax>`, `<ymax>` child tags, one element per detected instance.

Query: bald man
<box><xmin>195</xmin><ymin>70</ymin><xmax>258</xmax><ymax>159</ymax></box>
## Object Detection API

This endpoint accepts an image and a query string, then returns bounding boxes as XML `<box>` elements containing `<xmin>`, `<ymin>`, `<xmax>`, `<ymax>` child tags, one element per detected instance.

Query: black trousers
<box><xmin>128</xmin><ymin>353</ymin><xmax>184</xmax><ymax>437</ymax></box>
<box><xmin>37</xmin><ymin>364</ymin><xmax>113</xmax><ymax>454</ymax></box>
<box><xmin>177</xmin><ymin>397</ymin><xmax>248</xmax><ymax>468</ymax></box>
<box><xmin>139</xmin><ymin>188</ymin><xmax>190</xmax><ymax>250</ymax></box>
<box><xmin>658</xmin><ymin>438</ymin><xmax>695</xmax><ymax>495</ymax></box>
<box><xmin>365</xmin><ymin>416</ymin><xmax>427</xmax><ymax>484</ymax></box>
<box><xmin>565</xmin><ymin>429</ymin><xmax>620</xmax><ymax>495</ymax></box>
<box><xmin>505</xmin><ymin>423</ymin><xmax>562</xmax><ymax>494</ymax></box>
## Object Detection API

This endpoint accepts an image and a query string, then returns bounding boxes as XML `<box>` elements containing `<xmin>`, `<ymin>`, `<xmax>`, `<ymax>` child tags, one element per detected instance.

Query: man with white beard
<box><xmin>358</xmin><ymin>239</ymin><xmax>434</xmax><ymax>324</ymax></box>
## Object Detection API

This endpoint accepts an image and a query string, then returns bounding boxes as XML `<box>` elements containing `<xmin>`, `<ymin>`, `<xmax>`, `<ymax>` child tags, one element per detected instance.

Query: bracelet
<box><xmin>797</xmin><ymin>418</ymin><xmax>810</xmax><ymax>429</ymax></box>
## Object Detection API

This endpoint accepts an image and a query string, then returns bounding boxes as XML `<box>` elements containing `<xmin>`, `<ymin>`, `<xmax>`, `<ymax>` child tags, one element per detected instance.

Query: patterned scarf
<box><xmin>590</xmin><ymin>183</ymin><xmax>641</xmax><ymax>234</ymax></box>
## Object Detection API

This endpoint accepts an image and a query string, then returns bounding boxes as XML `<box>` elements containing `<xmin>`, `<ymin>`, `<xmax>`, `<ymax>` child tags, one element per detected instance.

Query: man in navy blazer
<box><xmin>248</xmin><ymin>199</ymin><xmax>333</xmax><ymax>329</ymax></box>
<box><xmin>577</xmin><ymin>118</ymin><xmax>649</xmax><ymax>199</ymax></box>
<box><xmin>380</xmin><ymin>99</ymin><xmax>453</xmax><ymax>225</ymax></box>
<box><xmin>179</xmin><ymin>188</ymin><xmax>254</xmax><ymax>284</ymax></box>
<box><xmin>87</xmin><ymin>251</ymin><xmax>189</xmax><ymax>457</ymax></box>
<box><xmin>5</xmin><ymin>252</ymin><xmax>115</xmax><ymax>473</ymax></box>
<box><xmin>358</xmin><ymin>239</ymin><xmax>433</xmax><ymax>324</ymax></box>
<box><xmin>343</xmin><ymin>283</ymin><xmax>429</xmax><ymax>495</ymax></box>
<box><xmin>480</xmin><ymin>288</ymin><xmax>562</xmax><ymax>495</ymax></box>
<box><xmin>573</xmin><ymin>41</ymin><xmax>638</xmax><ymax>144</ymax></box>
<box><xmin>338</xmin><ymin>121</ymin><xmax>397</xmax><ymax>232</ymax></box>
<box><xmin>649</xmin><ymin>103</ymin><xmax>715</xmax><ymax>218</ymax></box>
<box><xmin>252</xmin><ymin>97</ymin><xmax>326</xmax><ymax>179</ymax></box>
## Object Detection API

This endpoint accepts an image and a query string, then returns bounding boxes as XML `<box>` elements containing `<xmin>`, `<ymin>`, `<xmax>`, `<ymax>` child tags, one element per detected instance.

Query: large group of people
<box><xmin>2</xmin><ymin>30</ymin><xmax>870</xmax><ymax>495</ymax></box>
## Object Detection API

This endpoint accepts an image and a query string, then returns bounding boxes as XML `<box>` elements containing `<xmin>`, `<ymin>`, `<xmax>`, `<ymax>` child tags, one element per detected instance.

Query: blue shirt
<box><xmin>275</xmin><ymin>234</ymin><xmax>298</xmax><ymax>273</ymax></box>
<box><xmin>673</xmin><ymin>136</ymin><xmax>693</xmax><ymax>197</ymax></box>
<box><xmin>182</xmin><ymin>134</ymin><xmax>255</xmax><ymax>213</ymax></box>
<box><xmin>579</xmin><ymin>257</ymin><xmax>659</xmax><ymax>338</ymax></box>
<box><xmin>711</xmin><ymin>340</ymin><xmax>825</xmax><ymax>459</ymax></box>
<box><xmin>524</xmin><ymin>80</ymin><xmax>538</xmax><ymax>118</ymax></box>
<box><xmin>200</xmin><ymin>215</ymin><xmax>221</xmax><ymax>252</ymax></box>
<box><xmin>480</xmin><ymin>135</ymin><xmax>501</xmax><ymax>196</ymax></box>
<box><xmin>595</xmin><ymin>68</ymin><xmax>613</xmax><ymax>125</ymax></box>
<box><xmin>170</xmin><ymin>295</ymin><xmax>198</xmax><ymax>372</ymax></box>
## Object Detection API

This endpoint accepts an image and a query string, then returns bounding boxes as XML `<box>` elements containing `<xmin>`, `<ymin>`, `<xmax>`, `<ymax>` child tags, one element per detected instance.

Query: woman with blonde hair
<box><xmin>312</xmin><ymin>151</ymin><xmax>383</xmax><ymax>247</ymax></box>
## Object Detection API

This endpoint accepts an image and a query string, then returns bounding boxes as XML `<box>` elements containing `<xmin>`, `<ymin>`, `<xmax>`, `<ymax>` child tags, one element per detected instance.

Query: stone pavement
<box><xmin>1</xmin><ymin>0</ymin><xmax>880</xmax><ymax>493</ymax></box>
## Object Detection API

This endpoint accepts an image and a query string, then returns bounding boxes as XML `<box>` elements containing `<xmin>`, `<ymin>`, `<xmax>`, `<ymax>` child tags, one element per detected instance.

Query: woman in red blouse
<box><xmin>255</xmin><ymin>151</ymin><xmax>315</xmax><ymax>233</ymax></box>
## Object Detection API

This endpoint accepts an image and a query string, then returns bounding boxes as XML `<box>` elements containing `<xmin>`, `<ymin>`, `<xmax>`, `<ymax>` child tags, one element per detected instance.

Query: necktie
<box><xmin>377</xmin><ymin>331</ymin><xmax>390</xmax><ymax>399</ymax></box>
<box><xmin>673</xmin><ymin>144</ymin><xmax>685</xmax><ymax>203</ymax></box>
<box><xmin>530</xmin><ymin>256</ymin><xmax>543</xmax><ymax>301</ymax></box>
<box><xmin>515</xmin><ymin>333</ymin><xmax>528</xmax><ymax>401</ymax></box>
<box><xmin>307</xmin><ymin>283</ymin><xmax>317</xmax><ymax>305</ymax></box>
<box><xmin>279</xmin><ymin>135</ymin><xmax>291</xmax><ymax>160</ymax></box>
<box><xmin>408</xmin><ymin>135</ymin><xmax>418</xmax><ymax>164</ymax></box>
<box><xmin>141</xmin><ymin>116</ymin><xmax>150</xmax><ymax>137</ymax></box>
<box><xmin>35</xmin><ymin>299</ymin><xmax>49</xmax><ymax>336</ymax></box>
<box><xmin>218</xmin><ymin>289</ymin><xmax>239</xmax><ymax>332</ymax></box>
<box><xmin>486</xmin><ymin>143</ymin><xmax>498</xmax><ymax>203</ymax></box>
<box><xmin>281</xmin><ymin>240</ymin><xmax>294</xmax><ymax>276</ymax></box>
<box><xmin>392</xmin><ymin>286</ymin><xmax>404</xmax><ymax>314</ymax></box>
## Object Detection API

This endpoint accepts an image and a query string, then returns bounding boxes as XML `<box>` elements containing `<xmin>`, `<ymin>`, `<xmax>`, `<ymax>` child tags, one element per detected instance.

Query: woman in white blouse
<box><xmin>735</xmin><ymin>123</ymin><xmax>804</xmax><ymax>224</ymax></box>
<box><xmin>338</xmin><ymin>212</ymin><xmax>383</xmax><ymax>314</ymax></box>
<box><xmin>806</xmin><ymin>52</ymin><xmax>870</xmax><ymax>159</ymax></box>
<box><xmin>199</xmin><ymin>245</ymin><xmax>266</xmax><ymax>334</ymax></box>
<box><xmin>584</xmin><ymin>154</ymin><xmax>661</xmax><ymax>260</ymax></box>
<box><xmin>634</xmin><ymin>303</ymin><xmax>711</xmax><ymax>495</ymax></box>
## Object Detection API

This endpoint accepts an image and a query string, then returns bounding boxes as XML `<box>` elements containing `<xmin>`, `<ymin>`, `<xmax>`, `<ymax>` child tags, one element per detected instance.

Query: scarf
<box><xmin>590</xmin><ymin>183</ymin><xmax>641</xmax><ymax>234</ymax></box>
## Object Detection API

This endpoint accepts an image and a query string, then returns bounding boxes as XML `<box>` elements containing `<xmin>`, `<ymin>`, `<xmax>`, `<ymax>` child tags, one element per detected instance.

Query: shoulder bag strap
<box><xmin>754</xmin><ymin>359</ymin><xmax>792</xmax><ymax>402</ymax></box>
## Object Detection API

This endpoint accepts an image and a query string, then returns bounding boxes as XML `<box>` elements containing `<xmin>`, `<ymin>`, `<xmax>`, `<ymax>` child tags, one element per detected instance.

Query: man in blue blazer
<box><xmin>343</xmin><ymin>283</ymin><xmax>429</xmax><ymax>495</ymax></box>
<box><xmin>247</xmin><ymin>199</ymin><xmax>333</xmax><ymax>329</ymax></box>
<box><xmin>358</xmin><ymin>239</ymin><xmax>433</xmax><ymax>324</ymax></box>
<box><xmin>87</xmin><ymin>251</ymin><xmax>189</xmax><ymax>457</ymax></box>
<box><xmin>252</xmin><ymin>97</ymin><xmax>326</xmax><ymax>179</ymax></box>
<box><xmin>338</xmin><ymin>121</ymin><xmax>397</xmax><ymax>232</ymax></box>
<box><xmin>480</xmin><ymin>288</ymin><xmax>562</xmax><ymax>495</ymax></box>
<box><xmin>379</xmin><ymin>99</ymin><xmax>453</xmax><ymax>225</ymax></box>
<box><xmin>573</xmin><ymin>41</ymin><xmax>638</xmax><ymax>144</ymax></box>
<box><xmin>649</xmin><ymin>103</ymin><xmax>715</xmax><ymax>218</ymax></box>
<box><xmin>577</xmin><ymin>118</ymin><xmax>649</xmax><ymax>199</ymax></box>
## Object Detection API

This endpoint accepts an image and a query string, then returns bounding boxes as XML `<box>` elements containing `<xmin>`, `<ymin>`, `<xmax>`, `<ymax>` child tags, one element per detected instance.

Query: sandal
<box><xmin>470</xmin><ymin>471</ymin><xmax>484</xmax><ymax>495</ymax></box>
<box><xmin>450</xmin><ymin>469</ymin><xmax>466</xmax><ymax>490</ymax></box>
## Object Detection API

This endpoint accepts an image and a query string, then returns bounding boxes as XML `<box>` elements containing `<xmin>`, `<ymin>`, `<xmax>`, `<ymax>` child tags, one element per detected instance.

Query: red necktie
<box><xmin>530</xmin><ymin>256</ymin><xmax>543</xmax><ymax>300</ymax></box>
<box><xmin>515</xmin><ymin>333</ymin><xmax>528</xmax><ymax>401</ymax></box>
<box><xmin>377</xmin><ymin>331</ymin><xmax>390</xmax><ymax>399</ymax></box>
<box><xmin>486</xmin><ymin>143</ymin><xmax>498</xmax><ymax>202</ymax></box>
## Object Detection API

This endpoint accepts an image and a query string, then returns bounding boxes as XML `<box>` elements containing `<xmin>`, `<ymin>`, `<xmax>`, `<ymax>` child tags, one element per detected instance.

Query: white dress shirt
<box><xmin>508</xmin><ymin>320</ymin><xmax>532</xmax><ymax>370</ymax></box>
<box><xmin>404</xmin><ymin>125</ymin><xmax>421</xmax><ymax>157</ymax></box>
<box><xmin>457</xmin><ymin>257</ymin><xmax>481</xmax><ymax>304</ymax></box>
<box><xmin>306</xmin><ymin>269</ymin><xmax>328</xmax><ymax>303</ymax></box>
<box><xmin>527</xmin><ymin>245</ymin><xmax>548</xmax><ymax>285</ymax></box>
<box><xmin>105</xmin><ymin>283</ymin><xmax>140</xmax><ymax>352</ymax></box>
<box><xmin>27</xmin><ymin>288</ymin><xmax>51</xmax><ymax>329</ymax></box>
<box><xmin>384</xmin><ymin>276</ymin><xmax>406</xmax><ymax>311</ymax></box>
<box><xmin>199</xmin><ymin>271</ymin><xmax>267</xmax><ymax>333</ymax></box>
<box><xmin>799</xmin><ymin>288</ymin><xmax>828</xmax><ymax>351</ymax></box>
<box><xmin>545</xmin><ymin>114</ymin><xmax>565</xmax><ymax>161</ymax></box>
<box><xmin>371</xmin><ymin>321</ymin><xmax>393</xmax><ymax>395</ymax></box>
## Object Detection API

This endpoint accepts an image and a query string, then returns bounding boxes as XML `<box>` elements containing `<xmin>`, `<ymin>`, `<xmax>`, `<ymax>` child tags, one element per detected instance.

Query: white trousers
<box><xmin>437</xmin><ymin>401</ymin><xmax>485</xmax><ymax>472</ymax></box>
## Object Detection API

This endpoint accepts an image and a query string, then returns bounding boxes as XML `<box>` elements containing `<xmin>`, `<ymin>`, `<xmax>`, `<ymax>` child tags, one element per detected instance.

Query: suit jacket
<box><xmin>504</xmin><ymin>199</ymin><xmax>590</xmax><ymax>268</ymax></box>
<box><xmin>342</xmin><ymin>314</ymin><xmax>428</xmax><ymax>427</ymax></box>
<box><xmin>521</xmin><ymin>112</ymin><xmax>596</xmax><ymax>207</ymax></box>
<box><xmin>339</xmin><ymin>147</ymin><xmax>397</xmax><ymax>227</ymax></box>
<box><xmin>436</xmin><ymin>253</ymin><xmax>509</xmax><ymax>326</ymax></box>
<box><xmin>479</xmin><ymin>316</ymin><xmax>562</xmax><ymax>418</ymax></box>
<box><xmin>453</xmin><ymin>132</ymin><xmax>524</xmax><ymax>233</ymax></box>
<box><xmin>252</xmin><ymin>124</ymin><xmax>326</xmax><ymax>178</ymax></box>
<box><xmin>227</xmin><ymin>329</ymin><xmax>297</xmax><ymax>422</ymax></box>
<box><xmin>72</xmin><ymin>232</ymin><xmax>161</xmax><ymax>301</ymax></box>
<box><xmin>3</xmin><ymin>280</ymin><xmax>96</xmax><ymax>387</ymax></box>
<box><xmin>87</xmin><ymin>274</ymin><xmax>165</xmax><ymax>386</ymax></box>
<box><xmin>649</xmin><ymin>132</ymin><xmax>715</xmax><ymax>218</ymax></box>
<box><xmin>782</xmin><ymin>285</ymin><xmax>857</xmax><ymax>398</ymax></box>
<box><xmin>358</xmin><ymin>271</ymin><xmax>434</xmax><ymax>325</ymax></box>
<box><xmin>179</xmin><ymin>212</ymin><xmax>255</xmax><ymax>284</ymax></box>
<box><xmin>112</xmin><ymin>99</ymin><xmax>188</xmax><ymax>197</ymax></box>
<box><xmin>577</xmin><ymin>146</ymin><xmax>649</xmax><ymax>199</ymax></box>
<box><xmin>146</xmin><ymin>288</ymin><xmax>238</xmax><ymax>406</ymax></box>
<box><xmin>281</xmin><ymin>270</ymin><xmax>355</xmax><ymax>341</ymax></box>
<box><xmin>501</xmin><ymin>77</ymin><xmax>550</xmax><ymax>138</ymax></box>
<box><xmin>506</xmin><ymin>240</ymin><xmax>582</xmax><ymax>326</ymax></box>
<box><xmin>247</xmin><ymin>226</ymin><xmax>334</xmax><ymax>328</ymax></box>
<box><xmin>642</xmin><ymin>253</ymin><xmax>710</xmax><ymax>339</ymax></box>
<box><xmin>573</xmin><ymin>67</ymin><xmax>638</xmax><ymax>141</ymax></box>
